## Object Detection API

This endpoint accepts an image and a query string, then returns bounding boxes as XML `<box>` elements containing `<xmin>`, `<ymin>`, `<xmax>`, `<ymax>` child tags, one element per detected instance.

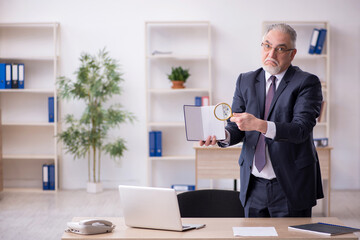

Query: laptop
<box><xmin>118</xmin><ymin>185</ymin><xmax>205</xmax><ymax>231</ymax></box>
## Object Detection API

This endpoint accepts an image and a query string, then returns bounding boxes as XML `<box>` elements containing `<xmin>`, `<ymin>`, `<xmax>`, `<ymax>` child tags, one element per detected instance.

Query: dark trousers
<box><xmin>244</xmin><ymin>174</ymin><xmax>312</xmax><ymax>217</ymax></box>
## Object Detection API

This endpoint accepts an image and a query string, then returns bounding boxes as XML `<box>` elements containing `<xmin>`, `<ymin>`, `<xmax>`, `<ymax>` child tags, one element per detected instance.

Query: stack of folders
<box><xmin>308</xmin><ymin>28</ymin><xmax>327</xmax><ymax>54</ymax></box>
<box><xmin>171</xmin><ymin>184</ymin><xmax>195</xmax><ymax>192</ymax></box>
<box><xmin>42</xmin><ymin>164</ymin><xmax>55</xmax><ymax>190</ymax></box>
<box><xmin>194</xmin><ymin>96</ymin><xmax>209</xmax><ymax>106</ymax></box>
<box><xmin>0</xmin><ymin>63</ymin><xmax>25</xmax><ymax>89</ymax></box>
<box><xmin>149</xmin><ymin>131</ymin><xmax>162</xmax><ymax>157</ymax></box>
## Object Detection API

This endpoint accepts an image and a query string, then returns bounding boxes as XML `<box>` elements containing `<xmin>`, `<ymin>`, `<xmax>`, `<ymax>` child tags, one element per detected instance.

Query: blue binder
<box><xmin>155</xmin><ymin>131</ymin><xmax>162</xmax><ymax>157</ymax></box>
<box><xmin>315</xmin><ymin>29</ymin><xmax>327</xmax><ymax>54</ymax></box>
<box><xmin>149</xmin><ymin>131</ymin><xmax>156</xmax><ymax>156</ymax></box>
<box><xmin>48</xmin><ymin>97</ymin><xmax>54</xmax><ymax>122</ymax></box>
<box><xmin>308</xmin><ymin>28</ymin><xmax>320</xmax><ymax>54</ymax></box>
<box><xmin>5</xmin><ymin>63</ymin><xmax>12</xmax><ymax>89</ymax></box>
<box><xmin>0</xmin><ymin>63</ymin><xmax>6</xmax><ymax>89</ymax></box>
<box><xmin>18</xmin><ymin>63</ymin><xmax>25</xmax><ymax>89</ymax></box>
<box><xmin>48</xmin><ymin>164</ymin><xmax>55</xmax><ymax>190</ymax></box>
<box><xmin>42</xmin><ymin>164</ymin><xmax>49</xmax><ymax>190</ymax></box>
<box><xmin>195</xmin><ymin>96</ymin><xmax>202</xmax><ymax>106</ymax></box>
<box><xmin>11</xmin><ymin>64</ymin><xmax>18</xmax><ymax>88</ymax></box>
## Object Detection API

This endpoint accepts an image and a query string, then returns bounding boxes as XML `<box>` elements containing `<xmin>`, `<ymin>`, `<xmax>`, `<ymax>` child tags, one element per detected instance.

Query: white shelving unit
<box><xmin>262</xmin><ymin>21</ymin><xmax>330</xmax><ymax>140</ymax></box>
<box><xmin>145</xmin><ymin>21</ymin><xmax>212</xmax><ymax>187</ymax></box>
<box><xmin>0</xmin><ymin>22</ymin><xmax>60</xmax><ymax>191</ymax></box>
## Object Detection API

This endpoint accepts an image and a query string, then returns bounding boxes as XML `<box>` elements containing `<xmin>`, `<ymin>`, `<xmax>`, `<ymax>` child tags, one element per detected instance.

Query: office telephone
<box><xmin>65</xmin><ymin>219</ymin><xmax>115</xmax><ymax>235</ymax></box>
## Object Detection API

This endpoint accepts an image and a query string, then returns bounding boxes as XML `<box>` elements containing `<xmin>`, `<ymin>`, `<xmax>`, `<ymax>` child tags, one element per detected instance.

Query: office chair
<box><xmin>177</xmin><ymin>189</ymin><xmax>244</xmax><ymax>217</ymax></box>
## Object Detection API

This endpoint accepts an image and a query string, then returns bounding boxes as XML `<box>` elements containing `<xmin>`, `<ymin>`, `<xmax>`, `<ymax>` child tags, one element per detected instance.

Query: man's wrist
<box><xmin>257</xmin><ymin>119</ymin><xmax>268</xmax><ymax>134</ymax></box>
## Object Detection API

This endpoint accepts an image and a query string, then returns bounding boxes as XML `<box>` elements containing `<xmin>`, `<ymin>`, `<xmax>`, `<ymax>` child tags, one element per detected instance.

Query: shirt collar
<box><xmin>265</xmin><ymin>68</ymin><xmax>287</xmax><ymax>82</ymax></box>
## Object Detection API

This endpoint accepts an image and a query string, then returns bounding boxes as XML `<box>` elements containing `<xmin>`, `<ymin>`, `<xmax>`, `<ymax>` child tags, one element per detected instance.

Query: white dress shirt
<box><xmin>221</xmin><ymin>69</ymin><xmax>287</xmax><ymax>179</ymax></box>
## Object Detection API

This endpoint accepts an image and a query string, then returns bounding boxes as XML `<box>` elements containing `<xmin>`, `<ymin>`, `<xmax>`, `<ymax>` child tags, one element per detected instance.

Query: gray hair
<box><xmin>264</xmin><ymin>23</ymin><xmax>297</xmax><ymax>48</ymax></box>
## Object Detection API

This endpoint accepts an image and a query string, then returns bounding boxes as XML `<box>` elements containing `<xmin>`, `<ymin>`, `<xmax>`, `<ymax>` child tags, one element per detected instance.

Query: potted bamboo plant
<box><xmin>167</xmin><ymin>66</ymin><xmax>190</xmax><ymax>89</ymax></box>
<box><xmin>57</xmin><ymin>49</ymin><xmax>135</xmax><ymax>193</ymax></box>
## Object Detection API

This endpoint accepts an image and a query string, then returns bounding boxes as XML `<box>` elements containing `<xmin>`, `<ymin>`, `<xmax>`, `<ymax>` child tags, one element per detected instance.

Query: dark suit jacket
<box><xmin>223</xmin><ymin>65</ymin><xmax>324</xmax><ymax>210</ymax></box>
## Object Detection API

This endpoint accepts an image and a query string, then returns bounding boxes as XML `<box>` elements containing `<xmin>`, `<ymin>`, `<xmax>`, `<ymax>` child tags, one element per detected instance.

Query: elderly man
<box><xmin>201</xmin><ymin>23</ymin><xmax>323</xmax><ymax>217</ymax></box>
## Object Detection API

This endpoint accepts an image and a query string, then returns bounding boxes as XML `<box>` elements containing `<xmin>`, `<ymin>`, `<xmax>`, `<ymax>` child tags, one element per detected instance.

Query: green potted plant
<box><xmin>57</xmin><ymin>49</ymin><xmax>135</xmax><ymax>193</ymax></box>
<box><xmin>167</xmin><ymin>66</ymin><xmax>190</xmax><ymax>89</ymax></box>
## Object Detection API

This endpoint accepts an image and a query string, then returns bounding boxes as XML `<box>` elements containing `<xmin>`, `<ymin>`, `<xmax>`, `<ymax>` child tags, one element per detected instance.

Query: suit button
<box><xmin>252</xmin><ymin>146</ymin><xmax>256</xmax><ymax>149</ymax></box>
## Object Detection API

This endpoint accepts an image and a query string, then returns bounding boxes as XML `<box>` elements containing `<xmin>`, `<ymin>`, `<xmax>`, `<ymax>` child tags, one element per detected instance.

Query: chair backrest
<box><xmin>177</xmin><ymin>189</ymin><xmax>244</xmax><ymax>218</ymax></box>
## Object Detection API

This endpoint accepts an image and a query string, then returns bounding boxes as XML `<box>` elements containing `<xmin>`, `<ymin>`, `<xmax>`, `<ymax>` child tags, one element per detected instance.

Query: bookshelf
<box><xmin>145</xmin><ymin>21</ymin><xmax>212</xmax><ymax>187</ymax></box>
<box><xmin>0</xmin><ymin>22</ymin><xmax>60</xmax><ymax>191</ymax></box>
<box><xmin>262</xmin><ymin>21</ymin><xmax>330</xmax><ymax>140</ymax></box>
<box><xmin>262</xmin><ymin>21</ymin><xmax>331</xmax><ymax>216</ymax></box>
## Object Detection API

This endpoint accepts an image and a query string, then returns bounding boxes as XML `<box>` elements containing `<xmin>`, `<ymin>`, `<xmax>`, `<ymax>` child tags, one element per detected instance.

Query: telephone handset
<box><xmin>65</xmin><ymin>219</ymin><xmax>115</xmax><ymax>235</ymax></box>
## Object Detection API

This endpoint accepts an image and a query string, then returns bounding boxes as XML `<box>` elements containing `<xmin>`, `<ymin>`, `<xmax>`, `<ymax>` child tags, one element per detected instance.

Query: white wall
<box><xmin>1</xmin><ymin>0</ymin><xmax>359</xmax><ymax>190</ymax></box>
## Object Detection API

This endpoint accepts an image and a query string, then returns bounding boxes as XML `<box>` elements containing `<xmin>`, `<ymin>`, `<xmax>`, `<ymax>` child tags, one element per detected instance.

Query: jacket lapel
<box><xmin>255</xmin><ymin>70</ymin><xmax>266</xmax><ymax>119</ymax></box>
<box><xmin>266</xmin><ymin>66</ymin><xmax>295</xmax><ymax>120</ymax></box>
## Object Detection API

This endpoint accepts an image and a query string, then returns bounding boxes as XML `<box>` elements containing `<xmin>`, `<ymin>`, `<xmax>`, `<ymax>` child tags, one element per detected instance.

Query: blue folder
<box><xmin>149</xmin><ymin>131</ymin><xmax>156</xmax><ymax>156</ymax></box>
<box><xmin>0</xmin><ymin>63</ymin><xmax>6</xmax><ymax>89</ymax></box>
<box><xmin>155</xmin><ymin>131</ymin><xmax>162</xmax><ymax>157</ymax></box>
<box><xmin>308</xmin><ymin>28</ymin><xmax>320</xmax><ymax>54</ymax></box>
<box><xmin>5</xmin><ymin>63</ymin><xmax>12</xmax><ymax>89</ymax></box>
<box><xmin>11</xmin><ymin>64</ymin><xmax>18</xmax><ymax>88</ymax></box>
<box><xmin>315</xmin><ymin>29</ymin><xmax>327</xmax><ymax>54</ymax></box>
<box><xmin>18</xmin><ymin>63</ymin><xmax>25</xmax><ymax>89</ymax></box>
<box><xmin>42</xmin><ymin>164</ymin><xmax>49</xmax><ymax>190</ymax></box>
<box><xmin>48</xmin><ymin>97</ymin><xmax>54</xmax><ymax>122</ymax></box>
<box><xmin>48</xmin><ymin>164</ymin><xmax>55</xmax><ymax>190</ymax></box>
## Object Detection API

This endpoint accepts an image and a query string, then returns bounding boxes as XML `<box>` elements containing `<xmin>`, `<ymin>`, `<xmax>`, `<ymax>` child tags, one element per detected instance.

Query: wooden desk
<box><xmin>194</xmin><ymin>145</ymin><xmax>332</xmax><ymax>216</ymax></box>
<box><xmin>62</xmin><ymin>217</ymin><xmax>357</xmax><ymax>240</ymax></box>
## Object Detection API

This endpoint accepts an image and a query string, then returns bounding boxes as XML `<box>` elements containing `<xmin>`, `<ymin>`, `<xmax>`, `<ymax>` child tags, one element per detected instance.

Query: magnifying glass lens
<box><xmin>214</xmin><ymin>103</ymin><xmax>232</xmax><ymax>121</ymax></box>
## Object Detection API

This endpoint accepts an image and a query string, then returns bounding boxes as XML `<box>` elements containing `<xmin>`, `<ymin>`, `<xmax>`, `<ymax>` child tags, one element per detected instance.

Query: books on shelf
<box><xmin>42</xmin><ymin>164</ymin><xmax>55</xmax><ymax>190</ymax></box>
<box><xmin>171</xmin><ymin>184</ymin><xmax>195</xmax><ymax>192</ymax></box>
<box><xmin>195</xmin><ymin>96</ymin><xmax>210</xmax><ymax>106</ymax></box>
<box><xmin>288</xmin><ymin>222</ymin><xmax>360</xmax><ymax>236</ymax></box>
<box><xmin>48</xmin><ymin>97</ymin><xmax>55</xmax><ymax>123</ymax></box>
<box><xmin>309</xmin><ymin>28</ymin><xmax>327</xmax><ymax>55</ymax></box>
<box><xmin>0</xmin><ymin>62</ymin><xmax>25</xmax><ymax>89</ymax></box>
<box><xmin>149</xmin><ymin>131</ymin><xmax>162</xmax><ymax>157</ymax></box>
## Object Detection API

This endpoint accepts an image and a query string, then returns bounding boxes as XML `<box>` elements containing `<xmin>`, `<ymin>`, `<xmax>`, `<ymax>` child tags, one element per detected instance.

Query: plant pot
<box><xmin>171</xmin><ymin>81</ymin><xmax>185</xmax><ymax>89</ymax></box>
<box><xmin>87</xmin><ymin>182</ymin><xmax>103</xmax><ymax>193</ymax></box>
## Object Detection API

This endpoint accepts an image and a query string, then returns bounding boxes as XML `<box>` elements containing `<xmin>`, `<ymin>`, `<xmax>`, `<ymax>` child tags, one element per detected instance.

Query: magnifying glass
<box><xmin>214</xmin><ymin>102</ymin><xmax>233</xmax><ymax>121</ymax></box>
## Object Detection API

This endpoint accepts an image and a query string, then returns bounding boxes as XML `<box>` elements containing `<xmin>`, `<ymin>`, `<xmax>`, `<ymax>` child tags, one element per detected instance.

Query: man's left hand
<box><xmin>230</xmin><ymin>112</ymin><xmax>267</xmax><ymax>133</ymax></box>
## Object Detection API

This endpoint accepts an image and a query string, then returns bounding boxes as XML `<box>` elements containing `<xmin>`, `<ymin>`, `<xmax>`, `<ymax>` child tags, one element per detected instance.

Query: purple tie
<box><xmin>254</xmin><ymin>76</ymin><xmax>276</xmax><ymax>172</ymax></box>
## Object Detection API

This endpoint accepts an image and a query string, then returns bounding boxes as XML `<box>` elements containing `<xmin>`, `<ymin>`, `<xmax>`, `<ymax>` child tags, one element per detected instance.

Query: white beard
<box><xmin>262</xmin><ymin>64</ymin><xmax>281</xmax><ymax>75</ymax></box>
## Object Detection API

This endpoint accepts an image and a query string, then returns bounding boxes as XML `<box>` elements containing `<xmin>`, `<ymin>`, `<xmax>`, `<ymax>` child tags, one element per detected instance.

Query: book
<box><xmin>308</xmin><ymin>28</ymin><xmax>320</xmax><ymax>54</ymax></box>
<box><xmin>5</xmin><ymin>63</ymin><xmax>12</xmax><ymax>89</ymax></box>
<box><xmin>171</xmin><ymin>184</ymin><xmax>195</xmax><ymax>192</ymax></box>
<box><xmin>315</xmin><ymin>29</ymin><xmax>327</xmax><ymax>54</ymax></box>
<box><xmin>48</xmin><ymin>164</ymin><xmax>55</xmax><ymax>190</ymax></box>
<box><xmin>0</xmin><ymin>63</ymin><xmax>6</xmax><ymax>89</ymax></box>
<box><xmin>11</xmin><ymin>64</ymin><xmax>19</xmax><ymax>88</ymax></box>
<box><xmin>201</xmin><ymin>96</ymin><xmax>209</xmax><ymax>106</ymax></box>
<box><xmin>42</xmin><ymin>164</ymin><xmax>49</xmax><ymax>190</ymax></box>
<box><xmin>18</xmin><ymin>63</ymin><xmax>25</xmax><ymax>89</ymax></box>
<box><xmin>48</xmin><ymin>97</ymin><xmax>55</xmax><ymax>122</ymax></box>
<box><xmin>149</xmin><ymin>131</ymin><xmax>156</xmax><ymax>157</ymax></box>
<box><xmin>155</xmin><ymin>131</ymin><xmax>162</xmax><ymax>157</ymax></box>
<box><xmin>183</xmin><ymin>105</ymin><xmax>225</xmax><ymax>141</ymax></box>
<box><xmin>195</xmin><ymin>96</ymin><xmax>202</xmax><ymax>106</ymax></box>
<box><xmin>288</xmin><ymin>222</ymin><xmax>360</xmax><ymax>236</ymax></box>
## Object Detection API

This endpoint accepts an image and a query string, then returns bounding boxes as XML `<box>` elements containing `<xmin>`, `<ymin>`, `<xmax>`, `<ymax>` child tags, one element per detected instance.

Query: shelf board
<box><xmin>0</xmin><ymin>55</ymin><xmax>58</xmax><ymax>61</ymax></box>
<box><xmin>147</xmin><ymin>54</ymin><xmax>209</xmax><ymax>60</ymax></box>
<box><xmin>0</xmin><ymin>22</ymin><xmax>59</xmax><ymax>28</ymax></box>
<box><xmin>2</xmin><ymin>122</ymin><xmax>55</xmax><ymax>127</ymax></box>
<box><xmin>316</xmin><ymin>122</ymin><xmax>327</xmax><ymax>126</ymax></box>
<box><xmin>294</xmin><ymin>54</ymin><xmax>328</xmax><ymax>60</ymax></box>
<box><xmin>0</xmin><ymin>89</ymin><xmax>54</xmax><ymax>94</ymax></box>
<box><xmin>149</xmin><ymin>155</ymin><xmax>195</xmax><ymax>161</ymax></box>
<box><xmin>3</xmin><ymin>188</ymin><xmax>56</xmax><ymax>193</ymax></box>
<box><xmin>148</xmin><ymin>88</ymin><xmax>210</xmax><ymax>93</ymax></box>
<box><xmin>2</xmin><ymin>154</ymin><xmax>56</xmax><ymax>160</ymax></box>
<box><xmin>148</xmin><ymin>122</ymin><xmax>185</xmax><ymax>127</ymax></box>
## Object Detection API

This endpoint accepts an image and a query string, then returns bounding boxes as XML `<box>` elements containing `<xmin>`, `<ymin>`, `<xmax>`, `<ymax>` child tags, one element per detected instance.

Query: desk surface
<box><xmin>62</xmin><ymin>217</ymin><xmax>357</xmax><ymax>240</ymax></box>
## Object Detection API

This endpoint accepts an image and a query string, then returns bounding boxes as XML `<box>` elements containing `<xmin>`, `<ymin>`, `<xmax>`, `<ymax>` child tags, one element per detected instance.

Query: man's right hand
<box><xmin>199</xmin><ymin>136</ymin><xmax>217</xmax><ymax>146</ymax></box>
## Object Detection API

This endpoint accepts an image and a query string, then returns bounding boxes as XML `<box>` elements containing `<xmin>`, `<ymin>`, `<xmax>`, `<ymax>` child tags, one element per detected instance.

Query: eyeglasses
<box><xmin>261</xmin><ymin>43</ymin><xmax>295</xmax><ymax>54</ymax></box>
